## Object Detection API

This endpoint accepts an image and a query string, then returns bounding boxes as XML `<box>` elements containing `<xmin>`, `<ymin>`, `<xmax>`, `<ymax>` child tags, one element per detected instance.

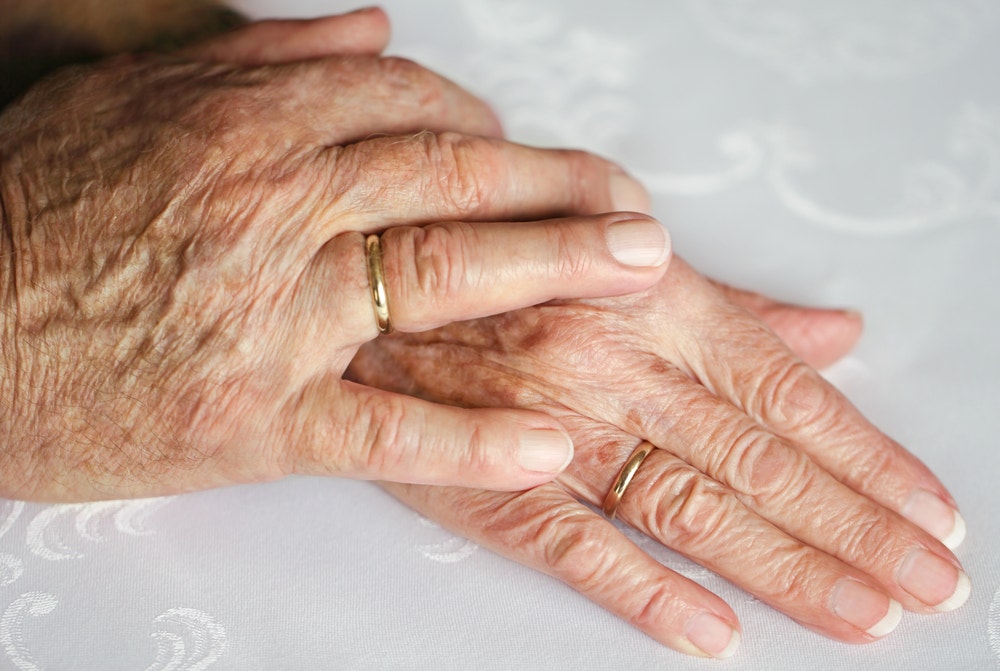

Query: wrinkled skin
<box><xmin>350</xmin><ymin>257</ymin><xmax>968</xmax><ymax>656</ymax></box>
<box><xmin>0</xmin><ymin>11</ymin><xmax>671</xmax><ymax>500</ymax></box>
<box><xmin>0</xmin><ymin>7</ymin><xmax>969</xmax><ymax>659</ymax></box>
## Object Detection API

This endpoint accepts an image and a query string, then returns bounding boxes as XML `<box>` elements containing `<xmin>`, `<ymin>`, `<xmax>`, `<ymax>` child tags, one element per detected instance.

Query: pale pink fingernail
<box><xmin>897</xmin><ymin>548</ymin><xmax>971</xmax><ymax>612</ymax></box>
<box><xmin>605</xmin><ymin>218</ymin><xmax>670</xmax><ymax>267</ymax></box>
<box><xmin>685</xmin><ymin>612</ymin><xmax>740</xmax><ymax>659</ymax></box>
<box><xmin>831</xmin><ymin>579</ymin><xmax>902</xmax><ymax>637</ymax></box>
<box><xmin>609</xmin><ymin>170</ymin><xmax>652</xmax><ymax>214</ymax></box>
<box><xmin>902</xmin><ymin>489</ymin><xmax>966</xmax><ymax>549</ymax></box>
<box><xmin>518</xmin><ymin>429</ymin><xmax>573</xmax><ymax>473</ymax></box>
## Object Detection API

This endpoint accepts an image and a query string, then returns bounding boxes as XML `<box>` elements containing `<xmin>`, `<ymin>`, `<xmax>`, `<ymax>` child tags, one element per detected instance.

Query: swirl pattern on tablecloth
<box><xmin>144</xmin><ymin>608</ymin><xmax>228</xmax><ymax>671</ymax></box>
<box><xmin>688</xmin><ymin>0</ymin><xmax>999</xmax><ymax>83</ymax></box>
<box><xmin>637</xmin><ymin>105</ymin><xmax>1000</xmax><ymax>235</ymax></box>
<box><xmin>415</xmin><ymin>515</ymin><xmax>479</xmax><ymax>563</ymax></box>
<box><xmin>0</xmin><ymin>498</ymin><xmax>230</xmax><ymax>669</ymax></box>
<box><xmin>0</xmin><ymin>592</ymin><xmax>57</xmax><ymax>671</ymax></box>
<box><xmin>26</xmin><ymin>499</ymin><xmax>171</xmax><ymax>561</ymax></box>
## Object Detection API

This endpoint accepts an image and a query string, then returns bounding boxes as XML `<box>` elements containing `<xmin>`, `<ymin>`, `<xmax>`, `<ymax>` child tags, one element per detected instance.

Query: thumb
<box><xmin>278</xmin><ymin>377</ymin><xmax>574</xmax><ymax>490</ymax></box>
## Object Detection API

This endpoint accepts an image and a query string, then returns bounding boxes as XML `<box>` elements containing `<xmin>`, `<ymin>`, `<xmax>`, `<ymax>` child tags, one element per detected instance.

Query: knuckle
<box><xmin>383</xmin><ymin>223</ymin><xmax>480</xmax><ymax>322</ymax></box>
<box><xmin>831</xmin><ymin>509</ymin><xmax>898</xmax><ymax>565</ymax></box>
<box><xmin>761</xmin><ymin>545</ymin><xmax>824</xmax><ymax>603</ymax></box>
<box><xmin>750</xmin><ymin>358</ymin><xmax>830</xmax><ymax>430</ymax></box>
<box><xmin>721</xmin><ymin>425</ymin><xmax>810</xmax><ymax>502</ymax></box>
<box><xmin>845</xmin><ymin>444</ymin><xmax>897</xmax><ymax>494</ymax></box>
<box><xmin>179</xmin><ymin>72</ymin><xmax>256</xmax><ymax>131</ymax></box>
<box><xmin>536</xmin><ymin>510</ymin><xmax>616</xmax><ymax>589</ymax></box>
<box><xmin>377</xmin><ymin>56</ymin><xmax>428</xmax><ymax>88</ymax></box>
<box><xmin>377</xmin><ymin>56</ymin><xmax>447</xmax><ymax>112</ymax></box>
<box><xmin>631</xmin><ymin>376</ymin><xmax>708</xmax><ymax>440</ymax></box>
<box><xmin>633</xmin><ymin>583</ymin><xmax>685</xmax><ymax>632</ymax></box>
<box><xmin>647</xmin><ymin>464</ymin><xmax>732</xmax><ymax>550</ymax></box>
<box><xmin>425</xmin><ymin>132</ymin><xmax>498</xmax><ymax>216</ymax></box>
<box><xmin>348</xmin><ymin>391</ymin><xmax>409</xmax><ymax>476</ymax></box>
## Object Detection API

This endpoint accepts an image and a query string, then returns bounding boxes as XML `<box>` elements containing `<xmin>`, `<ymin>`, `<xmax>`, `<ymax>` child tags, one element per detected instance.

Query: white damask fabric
<box><xmin>2</xmin><ymin>1</ymin><xmax>999</xmax><ymax>669</ymax></box>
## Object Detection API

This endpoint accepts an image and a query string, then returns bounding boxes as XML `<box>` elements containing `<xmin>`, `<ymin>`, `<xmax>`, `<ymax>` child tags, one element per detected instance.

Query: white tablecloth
<box><xmin>2</xmin><ymin>1</ymin><xmax>999</xmax><ymax>669</ymax></box>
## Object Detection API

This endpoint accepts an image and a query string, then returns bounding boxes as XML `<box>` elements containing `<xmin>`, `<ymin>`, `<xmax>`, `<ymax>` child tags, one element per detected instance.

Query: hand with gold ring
<box><xmin>351</xmin><ymin>258</ymin><xmax>969</xmax><ymax>657</ymax></box>
<box><xmin>0</xmin><ymin>11</ymin><xmax>672</xmax><ymax>501</ymax></box>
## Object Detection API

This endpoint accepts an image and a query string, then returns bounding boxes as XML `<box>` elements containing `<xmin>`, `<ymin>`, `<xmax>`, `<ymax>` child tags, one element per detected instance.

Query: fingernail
<box><xmin>518</xmin><ymin>429</ymin><xmax>573</xmax><ymax>473</ymax></box>
<box><xmin>902</xmin><ymin>489</ymin><xmax>966</xmax><ymax>550</ymax></box>
<box><xmin>897</xmin><ymin>548</ymin><xmax>971</xmax><ymax>612</ymax></box>
<box><xmin>831</xmin><ymin>580</ymin><xmax>902</xmax><ymax>637</ymax></box>
<box><xmin>685</xmin><ymin>612</ymin><xmax>740</xmax><ymax>659</ymax></box>
<box><xmin>609</xmin><ymin>170</ymin><xmax>652</xmax><ymax>213</ymax></box>
<box><xmin>605</xmin><ymin>218</ymin><xmax>670</xmax><ymax>267</ymax></box>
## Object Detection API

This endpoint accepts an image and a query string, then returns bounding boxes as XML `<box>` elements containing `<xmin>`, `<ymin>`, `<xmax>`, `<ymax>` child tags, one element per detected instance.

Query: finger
<box><xmin>382</xmin><ymin>481</ymin><xmax>742</xmax><ymax>659</ymax></box>
<box><xmin>313</xmin><ymin>57</ymin><xmax>503</xmax><ymax>142</ymax></box>
<box><xmin>619</xmin><ymin>370</ymin><xmax>970</xmax><ymax>616</ymax></box>
<box><xmin>660</xmin><ymin>261</ymin><xmax>965</xmax><ymax>550</ymax></box>
<box><xmin>708</xmin><ymin>279</ymin><xmax>863</xmax><ymax>369</ymax></box>
<box><xmin>296</xmin><ymin>212</ymin><xmax>670</xmax><ymax>350</ymax></box>
<box><xmin>278</xmin><ymin>378</ymin><xmax>573</xmax><ymax>490</ymax></box>
<box><xmin>235</xmin><ymin>57</ymin><xmax>502</xmax><ymax>148</ymax></box>
<box><xmin>559</xmin><ymin>439</ymin><xmax>904</xmax><ymax>643</ymax></box>
<box><xmin>327</xmin><ymin>133</ymin><xmax>651</xmax><ymax>229</ymax></box>
<box><xmin>184</xmin><ymin>8</ymin><xmax>391</xmax><ymax>64</ymax></box>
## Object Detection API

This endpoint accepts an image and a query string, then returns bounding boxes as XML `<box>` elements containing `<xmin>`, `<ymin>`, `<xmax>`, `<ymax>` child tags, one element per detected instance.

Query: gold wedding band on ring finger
<box><xmin>365</xmin><ymin>233</ymin><xmax>393</xmax><ymax>335</ymax></box>
<box><xmin>603</xmin><ymin>441</ymin><xmax>654</xmax><ymax>520</ymax></box>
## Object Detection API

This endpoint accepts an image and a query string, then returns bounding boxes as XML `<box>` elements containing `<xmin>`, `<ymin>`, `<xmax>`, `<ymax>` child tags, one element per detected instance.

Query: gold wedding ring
<box><xmin>365</xmin><ymin>233</ymin><xmax>393</xmax><ymax>334</ymax></box>
<box><xmin>602</xmin><ymin>441</ymin><xmax>654</xmax><ymax>520</ymax></box>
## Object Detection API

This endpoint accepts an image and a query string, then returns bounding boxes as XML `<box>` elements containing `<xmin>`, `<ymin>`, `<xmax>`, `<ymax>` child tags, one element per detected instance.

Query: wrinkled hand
<box><xmin>0</xmin><ymin>11</ymin><xmax>669</xmax><ymax>501</ymax></box>
<box><xmin>350</xmin><ymin>259</ymin><xmax>969</xmax><ymax>658</ymax></box>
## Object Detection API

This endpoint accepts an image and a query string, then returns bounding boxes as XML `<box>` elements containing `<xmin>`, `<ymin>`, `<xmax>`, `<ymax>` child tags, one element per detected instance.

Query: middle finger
<box><xmin>321</xmin><ymin>132</ymin><xmax>648</xmax><ymax>233</ymax></box>
<box><xmin>656</xmin><ymin>260</ymin><xmax>965</xmax><ymax>550</ymax></box>
<box><xmin>585</xmin><ymin>370</ymin><xmax>969</xmax><ymax>615</ymax></box>
<box><xmin>591</xmin><ymin>439</ymin><xmax>903</xmax><ymax>642</ymax></box>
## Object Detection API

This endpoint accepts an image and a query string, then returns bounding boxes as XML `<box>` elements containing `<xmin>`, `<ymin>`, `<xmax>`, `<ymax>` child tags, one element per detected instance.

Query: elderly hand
<box><xmin>350</xmin><ymin>259</ymin><xmax>969</xmax><ymax>658</ymax></box>
<box><xmin>0</xmin><ymin>11</ymin><xmax>669</xmax><ymax>501</ymax></box>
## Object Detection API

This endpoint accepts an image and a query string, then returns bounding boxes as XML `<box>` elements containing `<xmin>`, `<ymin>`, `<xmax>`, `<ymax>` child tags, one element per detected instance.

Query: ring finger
<box><xmin>293</xmin><ymin>211</ymin><xmax>671</xmax><ymax>356</ymax></box>
<box><xmin>615</xmin><ymin>444</ymin><xmax>904</xmax><ymax>642</ymax></box>
<box><xmin>628</xmin><ymin>375</ymin><xmax>969</xmax><ymax>614</ymax></box>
